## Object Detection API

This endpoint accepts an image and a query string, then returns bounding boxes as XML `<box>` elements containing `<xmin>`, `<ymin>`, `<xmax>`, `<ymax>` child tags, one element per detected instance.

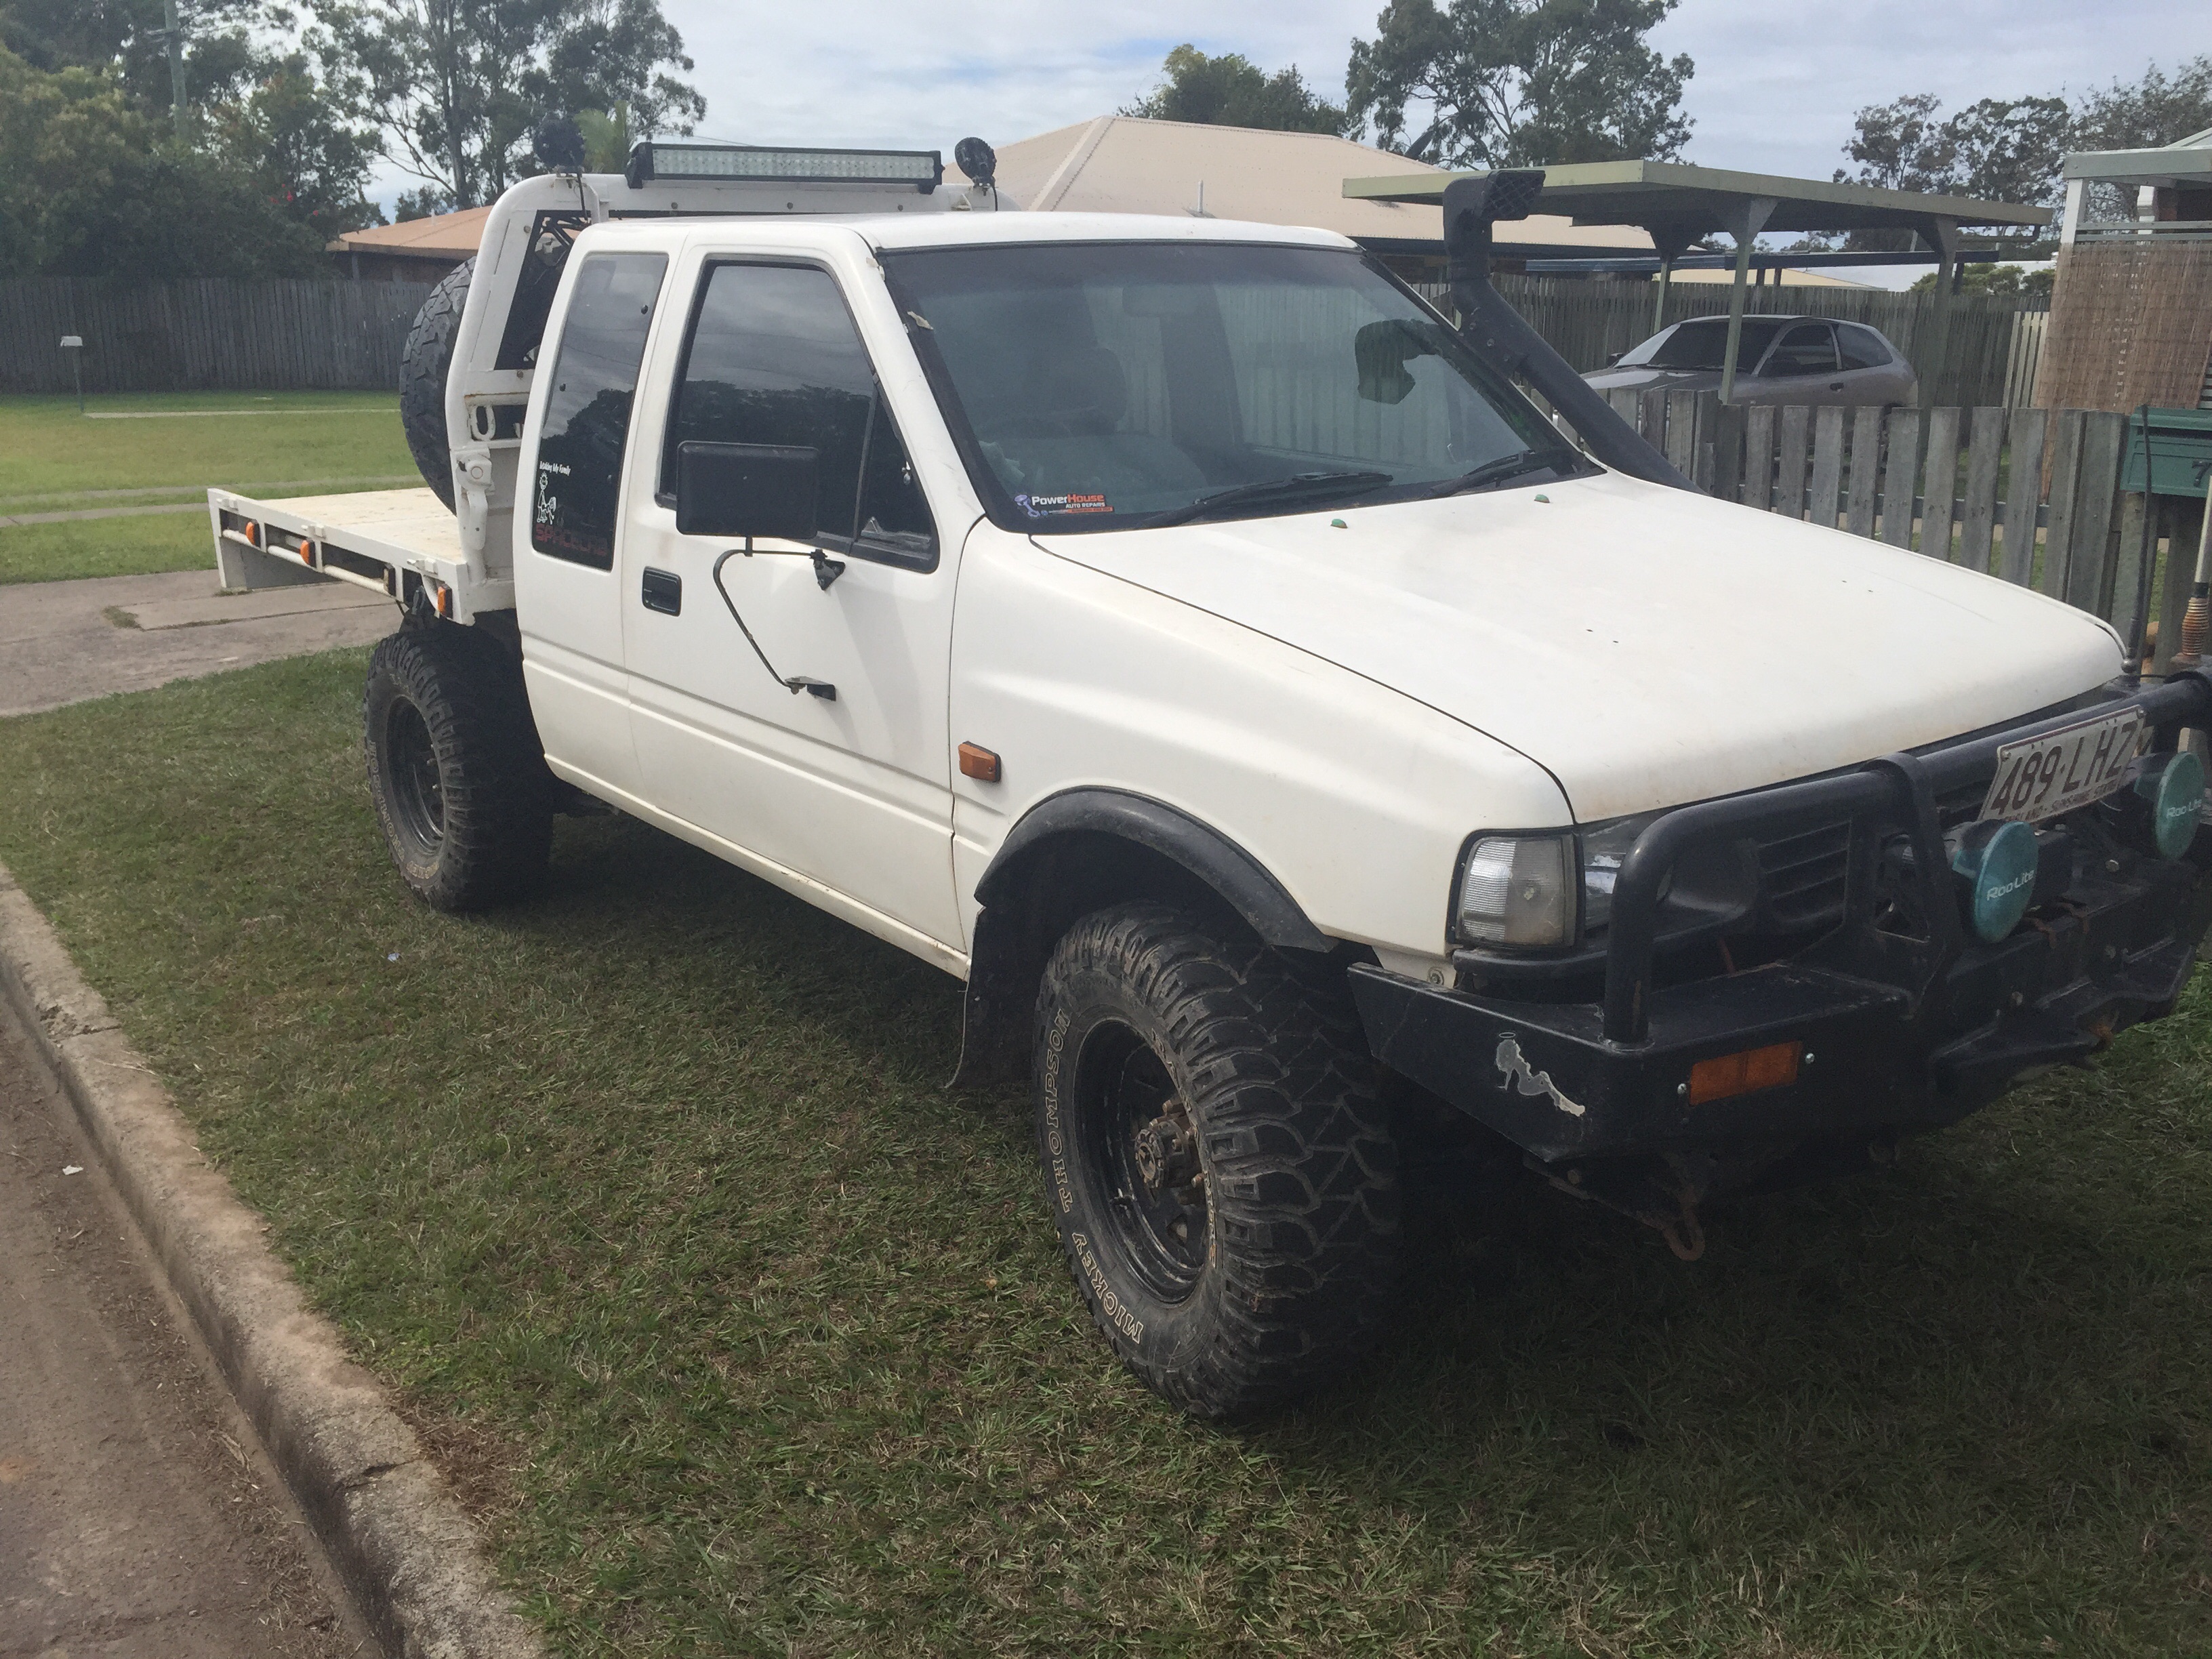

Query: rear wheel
<box><xmin>1035</xmin><ymin>903</ymin><xmax>1400</xmax><ymax>1418</ymax></box>
<box><xmin>364</xmin><ymin>622</ymin><xmax>552</xmax><ymax>911</ymax></box>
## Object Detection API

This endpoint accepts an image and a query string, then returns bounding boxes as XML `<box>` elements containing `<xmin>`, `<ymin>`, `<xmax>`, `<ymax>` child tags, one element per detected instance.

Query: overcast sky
<box><xmin>653</xmin><ymin>0</ymin><xmax>2200</xmax><ymax>174</ymax></box>
<box><xmin>369</xmin><ymin>0</ymin><xmax>2202</xmax><ymax>286</ymax></box>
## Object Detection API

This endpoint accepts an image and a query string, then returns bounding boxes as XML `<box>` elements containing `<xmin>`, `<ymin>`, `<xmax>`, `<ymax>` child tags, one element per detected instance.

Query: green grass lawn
<box><xmin>3</xmin><ymin>651</ymin><xmax>2210</xmax><ymax>1656</ymax></box>
<box><xmin>0</xmin><ymin>392</ymin><xmax>417</xmax><ymax>584</ymax></box>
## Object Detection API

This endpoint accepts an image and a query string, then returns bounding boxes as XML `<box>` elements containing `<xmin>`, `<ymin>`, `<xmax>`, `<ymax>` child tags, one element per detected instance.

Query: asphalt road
<box><xmin>0</xmin><ymin>995</ymin><xmax>372</xmax><ymax>1658</ymax></box>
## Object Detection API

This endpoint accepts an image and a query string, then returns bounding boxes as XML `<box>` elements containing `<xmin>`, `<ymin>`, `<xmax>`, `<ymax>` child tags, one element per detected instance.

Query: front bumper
<box><xmin>1351</xmin><ymin>674</ymin><xmax>2212</xmax><ymax>1165</ymax></box>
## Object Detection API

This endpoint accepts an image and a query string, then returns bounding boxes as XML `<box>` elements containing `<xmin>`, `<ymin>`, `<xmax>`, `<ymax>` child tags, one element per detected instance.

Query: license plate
<box><xmin>1980</xmin><ymin>708</ymin><xmax>2144</xmax><ymax>825</ymax></box>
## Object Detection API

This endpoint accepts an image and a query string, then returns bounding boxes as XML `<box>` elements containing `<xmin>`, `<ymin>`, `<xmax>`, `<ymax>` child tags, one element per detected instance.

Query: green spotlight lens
<box><xmin>1950</xmin><ymin>819</ymin><xmax>2040</xmax><ymax>944</ymax></box>
<box><xmin>2144</xmin><ymin>750</ymin><xmax>2206</xmax><ymax>859</ymax></box>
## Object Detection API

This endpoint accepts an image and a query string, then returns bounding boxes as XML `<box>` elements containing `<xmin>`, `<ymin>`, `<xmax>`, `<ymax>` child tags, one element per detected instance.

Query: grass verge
<box><xmin>1</xmin><ymin>650</ymin><xmax>2209</xmax><ymax>1656</ymax></box>
<box><xmin>0</xmin><ymin>392</ymin><xmax>415</xmax><ymax>583</ymax></box>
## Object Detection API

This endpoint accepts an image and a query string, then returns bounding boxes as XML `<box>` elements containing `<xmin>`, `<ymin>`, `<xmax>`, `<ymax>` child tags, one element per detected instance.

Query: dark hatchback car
<box><xmin>1583</xmin><ymin>314</ymin><xmax>1918</xmax><ymax>407</ymax></box>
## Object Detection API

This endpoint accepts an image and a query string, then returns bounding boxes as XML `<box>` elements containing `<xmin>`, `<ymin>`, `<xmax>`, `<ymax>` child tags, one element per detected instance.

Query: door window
<box><xmin>663</xmin><ymin>262</ymin><xmax>935</xmax><ymax>567</ymax></box>
<box><xmin>1763</xmin><ymin>323</ymin><xmax>1839</xmax><ymax>377</ymax></box>
<box><xmin>1836</xmin><ymin>324</ymin><xmax>1892</xmax><ymax>370</ymax></box>
<box><xmin>532</xmin><ymin>252</ymin><xmax>668</xmax><ymax>569</ymax></box>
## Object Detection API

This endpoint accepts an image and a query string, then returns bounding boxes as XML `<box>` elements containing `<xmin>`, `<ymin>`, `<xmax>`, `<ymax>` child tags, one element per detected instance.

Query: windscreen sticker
<box><xmin>1015</xmin><ymin>492</ymin><xmax>1113</xmax><ymax>518</ymax></box>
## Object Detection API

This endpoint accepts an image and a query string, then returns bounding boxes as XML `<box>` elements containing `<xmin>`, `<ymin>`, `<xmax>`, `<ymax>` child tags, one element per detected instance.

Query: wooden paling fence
<box><xmin>1606</xmin><ymin>392</ymin><xmax>2207</xmax><ymax>672</ymax></box>
<box><xmin>0</xmin><ymin>278</ymin><xmax>436</xmax><ymax>394</ymax></box>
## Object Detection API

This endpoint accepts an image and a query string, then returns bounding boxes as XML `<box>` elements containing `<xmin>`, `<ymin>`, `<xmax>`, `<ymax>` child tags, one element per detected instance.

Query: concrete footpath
<box><xmin>0</xmin><ymin>988</ymin><xmax>370</xmax><ymax>1657</ymax></box>
<box><xmin>0</xmin><ymin>571</ymin><xmax>395</xmax><ymax>718</ymax></box>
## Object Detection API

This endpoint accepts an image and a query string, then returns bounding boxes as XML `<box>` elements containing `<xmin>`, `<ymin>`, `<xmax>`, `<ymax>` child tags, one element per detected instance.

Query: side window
<box><xmin>663</xmin><ymin>262</ymin><xmax>935</xmax><ymax>565</ymax></box>
<box><xmin>1837</xmin><ymin>324</ymin><xmax>1891</xmax><ymax>371</ymax></box>
<box><xmin>532</xmin><ymin>252</ymin><xmax>668</xmax><ymax>569</ymax></box>
<box><xmin>1765</xmin><ymin>323</ymin><xmax>1839</xmax><ymax>377</ymax></box>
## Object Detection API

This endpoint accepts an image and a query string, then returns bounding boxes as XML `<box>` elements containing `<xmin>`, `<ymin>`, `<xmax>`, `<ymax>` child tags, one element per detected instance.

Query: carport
<box><xmin>1343</xmin><ymin>160</ymin><xmax>2051</xmax><ymax>404</ymax></box>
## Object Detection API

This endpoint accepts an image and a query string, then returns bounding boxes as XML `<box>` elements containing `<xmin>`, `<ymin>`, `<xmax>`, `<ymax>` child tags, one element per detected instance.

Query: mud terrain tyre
<box><xmin>364</xmin><ymin>621</ymin><xmax>552</xmax><ymax>911</ymax></box>
<box><xmin>1035</xmin><ymin>903</ymin><xmax>1400</xmax><ymax>1418</ymax></box>
<box><xmin>399</xmin><ymin>256</ymin><xmax>473</xmax><ymax>510</ymax></box>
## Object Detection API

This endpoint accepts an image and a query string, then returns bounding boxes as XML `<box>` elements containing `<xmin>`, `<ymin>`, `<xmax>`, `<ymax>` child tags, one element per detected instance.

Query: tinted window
<box><xmin>882</xmin><ymin>242</ymin><xmax>1559</xmax><ymax>532</ymax></box>
<box><xmin>1624</xmin><ymin>316</ymin><xmax>1789</xmax><ymax>371</ymax></box>
<box><xmin>1765</xmin><ymin>323</ymin><xmax>1839</xmax><ymax>376</ymax></box>
<box><xmin>532</xmin><ymin>252</ymin><xmax>667</xmax><ymax>569</ymax></box>
<box><xmin>1837</xmin><ymin>323</ymin><xmax>1891</xmax><ymax>370</ymax></box>
<box><xmin>664</xmin><ymin>262</ymin><xmax>934</xmax><ymax>563</ymax></box>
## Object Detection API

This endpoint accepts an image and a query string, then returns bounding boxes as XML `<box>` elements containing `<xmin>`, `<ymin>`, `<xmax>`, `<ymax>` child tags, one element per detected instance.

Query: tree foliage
<box><xmin>0</xmin><ymin>43</ymin><xmax>348</xmax><ymax>277</ymax></box>
<box><xmin>1838</xmin><ymin>91</ymin><xmax>2074</xmax><ymax>208</ymax></box>
<box><xmin>306</xmin><ymin>0</ymin><xmax>704</xmax><ymax>208</ymax></box>
<box><xmin>1834</xmin><ymin>56</ymin><xmax>2212</xmax><ymax>245</ymax></box>
<box><xmin>1122</xmin><ymin>44</ymin><xmax>1349</xmax><ymax>136</ymax></box>
<box><xmin>1343</xmin><ymin>0</ymin><xmax>1693</xmax><ymax>167</ymax></box>
<box><xmin>1907</xmin><ymin>263</ymin><xmax>2053</xmax><ymax>300</ymax></box>
<box><xmin>2071</xmin><ymin>54</ymin><xmax>2212</xmax><ymax>152</ymax></box>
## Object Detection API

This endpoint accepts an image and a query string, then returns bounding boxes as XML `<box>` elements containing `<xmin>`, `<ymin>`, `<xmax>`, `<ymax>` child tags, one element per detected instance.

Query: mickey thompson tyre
<box><xmin>1035</xmin><ymin>903</ymin><xmax>1401</xmax><ymax>1418</ymax></box>
<box><xmin>363</xmin><ymin>622</ymin><xmax>552</xmax><ymax>912</ymax></box>
<box><xmin>399</xmin><ymin>256</ymin><xmax>472</xmax><ymax>510</ymax></box>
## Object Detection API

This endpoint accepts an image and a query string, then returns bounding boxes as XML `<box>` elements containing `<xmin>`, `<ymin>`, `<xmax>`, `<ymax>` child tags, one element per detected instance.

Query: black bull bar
<box><xmin>1349</xmin><ymin>674</ymin><xmax>2212</xmax><ymax>1165</ymax></box>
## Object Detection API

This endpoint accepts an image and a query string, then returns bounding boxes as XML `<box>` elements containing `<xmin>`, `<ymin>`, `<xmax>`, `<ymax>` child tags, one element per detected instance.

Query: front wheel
<box><xmin>1035</xmin><ymin>903</ymin><xmax>1400</xmax><ymax>1418</ymax></box>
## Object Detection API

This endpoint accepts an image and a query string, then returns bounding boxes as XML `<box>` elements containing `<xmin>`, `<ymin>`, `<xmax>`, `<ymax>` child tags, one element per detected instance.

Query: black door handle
<box><xmin>642</xmin><ymin>567</ymin><xmax>681</xmax><ymax>615</ymax></box>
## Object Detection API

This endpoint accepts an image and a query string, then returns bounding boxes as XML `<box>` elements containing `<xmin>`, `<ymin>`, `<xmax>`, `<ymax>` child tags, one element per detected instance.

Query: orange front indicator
<box><xmin>1686</xmin><ymin>1040</ymin><xmax>1801</xmax><ymax>1105</ymax></box>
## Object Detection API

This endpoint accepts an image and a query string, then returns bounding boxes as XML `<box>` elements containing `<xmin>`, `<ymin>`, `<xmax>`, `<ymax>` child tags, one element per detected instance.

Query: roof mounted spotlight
<box><xmin>624</xmin><ymin>140</ymin><xmax>943</xmax><ymax>193</ymax></box>
<box><xmin>954</xmin><ymin>136</ymin><xmax>997</xmax><ymax>189</ymax></box>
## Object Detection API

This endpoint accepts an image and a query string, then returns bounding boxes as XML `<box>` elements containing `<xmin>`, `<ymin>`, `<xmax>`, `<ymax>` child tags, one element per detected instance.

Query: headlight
<box><xmin>1457</xmin><ymin>834</ymin><xmax>1574</xmax><ymax>946</ymax></box>
<box><xmin>1458</xmin><ymin>813</ymin><xmax>1671</xmax><ymax>949</ymax></box>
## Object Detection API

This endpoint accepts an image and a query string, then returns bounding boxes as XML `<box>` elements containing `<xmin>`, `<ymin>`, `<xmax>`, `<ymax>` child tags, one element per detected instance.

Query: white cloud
<box><xmin>367</xmin><ymin>0</ymin><xmax>2205</xmax><ymax>211</ymax></box>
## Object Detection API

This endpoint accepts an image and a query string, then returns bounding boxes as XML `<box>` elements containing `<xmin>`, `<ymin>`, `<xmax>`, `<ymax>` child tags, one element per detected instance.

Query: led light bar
<box><xmin>627</xmin><ymin>142</ymin><xmax>942</xmax><ymax>193</ymax></box>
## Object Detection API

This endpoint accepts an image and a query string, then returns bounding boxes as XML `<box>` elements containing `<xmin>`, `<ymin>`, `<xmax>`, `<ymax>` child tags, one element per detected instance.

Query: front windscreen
<box><xmin>1620</xmin><ymin>316</ymin><xmax>1790</xmax><ymax>371</ymax></box>
<box><xmin>880</xmin><ymin>242</ymin><xmax>1563</xmax><ymax>531</ymax></box>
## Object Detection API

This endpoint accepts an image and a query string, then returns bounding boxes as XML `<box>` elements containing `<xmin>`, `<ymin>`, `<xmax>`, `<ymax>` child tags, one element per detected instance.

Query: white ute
<box><xmin>211</xmin><ymin>145</ymin><xmax>2212</xmax><ymax>1418</ymax></box>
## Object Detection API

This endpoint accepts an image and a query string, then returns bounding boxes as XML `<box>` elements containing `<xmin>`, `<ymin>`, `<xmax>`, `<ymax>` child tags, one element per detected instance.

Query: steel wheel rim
<box><xmin>384</xmin><ymin>698</ymin><xmax>445</xmax><ymax>856</ymax></box>
<box><xmin>1071</xmin><ymin>1020</ymin><xmax>1208</xmax><ymax>1300</ymax></box>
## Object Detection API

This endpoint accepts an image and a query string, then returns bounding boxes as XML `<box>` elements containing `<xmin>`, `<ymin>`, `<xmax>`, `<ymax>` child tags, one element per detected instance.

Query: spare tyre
<box><xmin>400</xmin><ymin>255</ymin><xmax>473</xmax><ymax>510</ymax></box>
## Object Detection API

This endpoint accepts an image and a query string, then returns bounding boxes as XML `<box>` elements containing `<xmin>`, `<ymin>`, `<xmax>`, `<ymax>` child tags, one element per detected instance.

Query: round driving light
<box><xmin>2135</xmin><ymin>750</ymin><xmax>2205</xmax><ymax>859</ymax></box>
<box><xmin>1949</xmin><ymin>819</ymin><xmax>2039</xmax><ymax>943</ymax></box>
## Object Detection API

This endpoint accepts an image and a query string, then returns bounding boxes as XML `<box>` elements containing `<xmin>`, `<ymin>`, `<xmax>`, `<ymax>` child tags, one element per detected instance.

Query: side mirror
<box><xmin>1606</xmin><ymin>351</ymin><xmax>1624</xmax><ymax>367</ymax></box>
<box><xmin>676</xmin><ymin>441</ymin><xmax>819</xmax><ymax>540</ymax></box>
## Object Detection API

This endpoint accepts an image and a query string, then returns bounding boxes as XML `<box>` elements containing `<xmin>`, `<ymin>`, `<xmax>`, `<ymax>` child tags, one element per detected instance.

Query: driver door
<box><xmin>620</xmin><ymin>256</ymin><xmax>962</xmax><ymax>956</ymax></box>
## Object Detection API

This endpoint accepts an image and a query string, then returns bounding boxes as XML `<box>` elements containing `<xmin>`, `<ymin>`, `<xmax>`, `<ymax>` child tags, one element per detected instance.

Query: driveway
<box><xmin>0</xmin><ymin>571</ymin><xmax>395</xmax><ymax>718</ymax></box>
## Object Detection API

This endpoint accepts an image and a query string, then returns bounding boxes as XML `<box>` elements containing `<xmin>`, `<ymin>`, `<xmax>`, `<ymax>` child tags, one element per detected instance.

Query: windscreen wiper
<box><xmin>1424</xmin><ymin>444</ymin><xmax>1589</xmax><ymax>499</ymax></box>
<box><xmin>1145</xmin><ymin>470</ymin><xmax>1393</xmax><ymax>529</ymax></box>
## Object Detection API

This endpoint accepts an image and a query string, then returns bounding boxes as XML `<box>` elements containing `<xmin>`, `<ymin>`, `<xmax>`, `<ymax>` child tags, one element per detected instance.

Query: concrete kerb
<box><xmin>0</xmin><ymin>861</ymin><xmax>541</xmax><ymax>1659</ymax></box>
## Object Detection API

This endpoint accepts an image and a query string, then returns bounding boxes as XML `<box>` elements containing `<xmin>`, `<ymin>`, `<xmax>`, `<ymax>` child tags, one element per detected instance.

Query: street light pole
<box><xmin>165</xmin><ymin>0</ymin><xmax>186</xmax><ymax>140</ymax></box>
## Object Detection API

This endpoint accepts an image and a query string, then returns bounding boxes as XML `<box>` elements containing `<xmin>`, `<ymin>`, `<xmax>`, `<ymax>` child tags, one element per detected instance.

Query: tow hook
<box><xmin>1657</xmin><ymin>1186</ymin><xmax>1706</xmax><ymax>1262</ymax></box>
<box><xmin>1543</xmin><ymin>1151</ymin><xmax>1729</xmax><ymax>1262</ymax></box>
